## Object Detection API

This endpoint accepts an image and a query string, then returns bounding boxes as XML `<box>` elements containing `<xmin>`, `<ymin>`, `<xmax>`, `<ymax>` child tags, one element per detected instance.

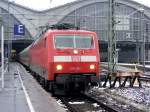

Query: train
<box><xmin>11</xmin><ymin>50</ymin><xmax>17</xmax><ymax>61</ymax></box>
<box><xmin>19</xmin><ymin>24</ymin><xmax>100</xmax><ymax>94</ymax></box>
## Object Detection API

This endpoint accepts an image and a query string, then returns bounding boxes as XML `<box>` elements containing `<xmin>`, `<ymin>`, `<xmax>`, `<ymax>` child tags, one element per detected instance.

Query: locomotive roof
<box><xmin>47</xmin><ymin>29</ymin><xmax>95</xmax><ymax>34</ymax></box>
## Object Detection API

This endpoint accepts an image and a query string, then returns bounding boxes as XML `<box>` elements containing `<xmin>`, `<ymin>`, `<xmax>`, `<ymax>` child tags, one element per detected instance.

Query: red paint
<box><xmin>20</xmin><ymin>30</ymin><xmax>100</xmax><ymax>81</ymax></box>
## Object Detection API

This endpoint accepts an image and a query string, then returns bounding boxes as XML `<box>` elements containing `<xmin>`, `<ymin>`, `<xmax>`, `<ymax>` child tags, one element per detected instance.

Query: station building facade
<box><xmin>0</xmin><ymin>0</ymin><xmax>150</xmax><ymax>62</ymax></box>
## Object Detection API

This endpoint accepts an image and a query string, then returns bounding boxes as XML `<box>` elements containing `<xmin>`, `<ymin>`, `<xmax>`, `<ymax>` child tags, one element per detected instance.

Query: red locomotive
<box><xmin>19</xmin><ymin>24</ymin><xmax>100</xmax><ymax>93</ymax></box>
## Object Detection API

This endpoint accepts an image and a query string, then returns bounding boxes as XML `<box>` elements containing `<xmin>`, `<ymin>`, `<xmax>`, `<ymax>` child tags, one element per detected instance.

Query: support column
<box><xmin>136</xmin><ymin>43</ymin><xmax>140</xmax><ymax>63</ymax></box>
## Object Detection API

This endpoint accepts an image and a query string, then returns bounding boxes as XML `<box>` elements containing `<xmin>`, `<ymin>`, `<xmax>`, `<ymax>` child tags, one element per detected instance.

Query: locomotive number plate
<box><xmin>71</xmin><ymin>56</ymin><xmax>81</xmax><ymax>62</ymax></box>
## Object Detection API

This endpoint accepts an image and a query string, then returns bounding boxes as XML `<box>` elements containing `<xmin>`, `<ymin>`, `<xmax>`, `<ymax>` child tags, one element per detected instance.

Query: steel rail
<box><xmin>59</xmin><ymin>94</ymin><xmax>118</xmax><ymax>112</ymax></box>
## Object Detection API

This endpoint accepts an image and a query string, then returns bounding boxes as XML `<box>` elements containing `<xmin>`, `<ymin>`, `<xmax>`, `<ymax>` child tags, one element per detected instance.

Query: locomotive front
<box><xmin>49</xmin><ymin>30</ymin><xmax>100</xmax><ymax>92</ymax></box>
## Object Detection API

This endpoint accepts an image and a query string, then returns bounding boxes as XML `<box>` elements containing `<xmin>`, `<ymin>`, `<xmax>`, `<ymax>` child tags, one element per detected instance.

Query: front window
<box><xmin>54</xmin><ymin>35</ymin><xmax>94</xmax><ymax>49</ymax></box>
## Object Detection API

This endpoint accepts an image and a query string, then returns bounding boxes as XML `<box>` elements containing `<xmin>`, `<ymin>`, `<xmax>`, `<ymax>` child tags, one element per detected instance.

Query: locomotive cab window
<box><xmin>75</xmin><ymin>36</ymin><xmax>93</xmax><ymax>48</ymax></box>
<box><xmin>54</xmin><ymin>35</ymin><xmax>94</xmax><ymax>49</ymax></box>
<box><xmin>54</xmin><ymin>36</ymin><xmax>74</xmax><ymax>48</ymax></box>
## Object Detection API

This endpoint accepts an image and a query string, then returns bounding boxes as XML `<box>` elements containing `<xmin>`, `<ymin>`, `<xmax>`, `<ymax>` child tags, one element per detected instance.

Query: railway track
<box><xmin>27</xmin><ymin>66</ymin><xmax>118</xmax><ymax>111</ymax></box>
<box><xmin>57</xmin><ymin>94</ymin><xmax>118</xmax><ymax>112</ymax></box>
<box><xmin>56</xmin><ymin>91</ymin><xmax>143</xmax><ymax>112</ymax></box>
<box><xmin>25</xmin><ymin>63</ymin><xmax>145</xmax><ymax>112</ymax></box>
<box><xmin>87</xmin><ymin>89</ymin><xmax>144</xmax><ymax>112</ymax></box>
<box><xmin>140</xmin><ymin>74</ymin><xmax>150</xmax><ymax>81</ymax></box>
<box><xmin>101</xmin><ymin>62</ymin><xmax>150</xmax><ymax>72</ymax></box>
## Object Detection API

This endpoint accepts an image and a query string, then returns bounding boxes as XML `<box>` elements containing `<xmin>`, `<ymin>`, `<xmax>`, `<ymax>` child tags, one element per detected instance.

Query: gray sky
<box><xmin>9</xmin><ymin>0</ymin><xmax>150</xmax><ymax>11</ymax></box>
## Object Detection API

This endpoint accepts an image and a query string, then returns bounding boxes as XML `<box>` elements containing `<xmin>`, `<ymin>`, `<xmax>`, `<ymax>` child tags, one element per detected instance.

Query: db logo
<box><xmin>72</xmin><ymin>56</ymin><xmax>81</xmax><ymax>62</ymax></box>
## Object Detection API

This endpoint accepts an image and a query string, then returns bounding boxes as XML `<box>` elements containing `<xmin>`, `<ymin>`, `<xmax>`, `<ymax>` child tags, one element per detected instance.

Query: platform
<box><xmin>0</xmin><ymin>62</ymin><xmax>66</xmax><ymax>112</ymax></box>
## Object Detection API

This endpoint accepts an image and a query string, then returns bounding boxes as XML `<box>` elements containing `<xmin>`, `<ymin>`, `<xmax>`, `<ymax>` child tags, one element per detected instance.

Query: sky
<box><xmin>9</xmin><ymin>0</ymin><xmax>150</xmax><ymax>11</ymax></box>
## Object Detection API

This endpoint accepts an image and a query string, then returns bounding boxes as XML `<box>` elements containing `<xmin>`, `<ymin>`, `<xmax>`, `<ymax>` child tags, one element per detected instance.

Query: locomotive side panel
<box><xmin>30</xmin><ymin>35</ymin><xmax>49</xmax><ymax>79</ymax></box>
<box><xmin>94</xmin><ymin>32</ymin><xmax>100</xmax><ymax>76</ymax></box>
<box><xmin>47</xmin><ymin>33</ymin><xmax>56</xmax><ymax>81</ymax></box>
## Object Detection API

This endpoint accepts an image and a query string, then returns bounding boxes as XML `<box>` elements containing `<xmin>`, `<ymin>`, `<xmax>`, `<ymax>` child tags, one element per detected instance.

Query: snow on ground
<box><xmin>92</xmin><ymin>103</ymin><xmax>100</xmax><ymax>107</ymax></box>
<box><xmin>68</xmin><ymin>101</ymin><xmax>85</xmax><ymax>104</ymax></box>
<box><xmin>110</xmin><ymin>86</ymin><xmax>150</xmax><ymax>106</ymax></box>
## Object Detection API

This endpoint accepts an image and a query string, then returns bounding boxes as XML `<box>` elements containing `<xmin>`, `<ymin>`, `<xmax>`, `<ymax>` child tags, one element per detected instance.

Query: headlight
<box><xmin>90</xmin><ymin>64</ymin><xmax>95</xmax><ymax>70</ymax></box>
<box><xmin>73</xmin><ymin>50</ymin><xmax>78</xmax><ymax>54</ymax></box>
<box><xmin>56</xmin><ymin>65</ymin><xmax>62</xmax><ymax>70</ymax></box>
